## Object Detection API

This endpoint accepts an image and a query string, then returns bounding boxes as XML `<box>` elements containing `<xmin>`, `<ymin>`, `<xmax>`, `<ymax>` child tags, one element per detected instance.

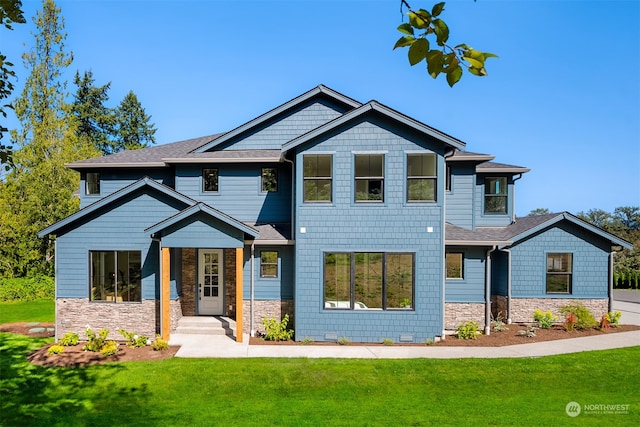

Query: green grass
<box><xmin>0</xmin><ymin>300</ymin><xmax>55</xmax><ymax>323</ymax></box>
<box><xmin>1</xmin><ymin>332</ymin><xmax>639</xmax><ymax>426</ymax></box>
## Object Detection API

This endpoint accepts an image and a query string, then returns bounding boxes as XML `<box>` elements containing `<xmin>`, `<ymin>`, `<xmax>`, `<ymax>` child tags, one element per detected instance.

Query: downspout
<box><xmin>502</xmin><ymin>248</ymin><xmax>512</xmax><ymax>324</ymax></box>
<box><xmin>609</xmin><ymin>251</ymin><xmax>616</xmax><ymax>313</ymax></box>
<box><xmin>441</xmin><ymin>148</ymin><xmax>456</xmax><ymax>339</ymax></box>
<box><xmin>485</xmin><ymin>246</ymin><xmax>497</xmax><ymax>335</ymax></box>
<box><xmin>511</xmin><ymin>173</ymin><xmax>523</xmax><ymax>223</ymax></box>
<box><xmin>152</xmin><ymin>237</ymin><xmax>163</xmax><ymax>338</ymax></box>
<box><xmin>250</xmin><ymin>242</ymin><xmax>256</xmax><ymax>337</ymax></box>
<box><xmin>283</xmin><ymin>154</ymin><xmax>295</xmax><ymax>243</ymax></box>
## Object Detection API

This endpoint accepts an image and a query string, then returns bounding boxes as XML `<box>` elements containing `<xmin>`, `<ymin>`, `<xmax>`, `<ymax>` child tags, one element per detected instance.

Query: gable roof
<box><xmin>194</xmin><ymin>85</ymin><xmax>362</xmax><ymax>153</ymax></box>
<box><xmin>282</xmin><ymin>101</ymin><xmax>466</xmax><ymax>153</ymax></box>
<box><xmin>476</xmin><ymin>161</ymin><xmax>530</xmax><ymax>174</ymax></box>
<box><xmin>38</xmin><ymin>177</ymin><xmax>195</xmax><ymax>237</ymax></box>
<box><xmin>145</xmin><ymin>202</ymin><xmax>259</xmax><ymax>238</ymax></box>
<box><xmin>446</xmin><ymin>150</ymin><xmax>495</xmax><ymax>163</ymax></box>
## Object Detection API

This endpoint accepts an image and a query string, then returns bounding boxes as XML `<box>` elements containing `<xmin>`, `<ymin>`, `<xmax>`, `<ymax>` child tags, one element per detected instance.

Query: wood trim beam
<box><xmin>161</xmin><ymin>247</ymin><xmax>171</xmax><ymax>340</ymax></box>
<box><xmin>235</xmin><ymin>247</ymin><xmax>243</xmax><ymax>342</ymax></box>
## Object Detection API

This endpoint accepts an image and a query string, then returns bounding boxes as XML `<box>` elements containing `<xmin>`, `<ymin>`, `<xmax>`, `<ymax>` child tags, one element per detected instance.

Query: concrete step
<box><xmin>174</xmin><ymin>316</ymin><xmax>236</xmax><ymax>336</ymax></box>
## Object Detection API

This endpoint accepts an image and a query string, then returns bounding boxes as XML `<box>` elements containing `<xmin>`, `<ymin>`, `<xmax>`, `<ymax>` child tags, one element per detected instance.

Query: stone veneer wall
<box><xmin>242</xmin><ymin>300</ymin><xmax>294</xmax><ymax>336</ymax></box>
<box><xmin>170</xmin><ymin>299</ymin><xmax>183</xmax><ymax>333</ymax></box>
<box><xmin>181</xmin><ymin>248</ymin><xmax>196</xmax><ymax>316</ymax></box>
<box><xmin>224</xmin><ymin>249</ymin><xmax>237</xmax><ymax>319</ymax></box>
<box><xmin>509</xmin><ymin>298</ymin><xmax>608</xmax><ymax>324</ymax></box>
<box><xmin>444</xmin><ymin>303</ymin><xmax>486</xmax><ymax>330</ymax></box>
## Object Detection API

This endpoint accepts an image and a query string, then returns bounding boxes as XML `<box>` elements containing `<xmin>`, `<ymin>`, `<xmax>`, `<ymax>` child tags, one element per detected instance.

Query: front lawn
<box><xmin>1</xmin><ymin>332</ymin><xmax>638</xmax><ymax>426</ymax></box>
<box><xmin>0</xmin><ymin>300</ymin><xmax>54</xmax><ymax>324</ymax></box>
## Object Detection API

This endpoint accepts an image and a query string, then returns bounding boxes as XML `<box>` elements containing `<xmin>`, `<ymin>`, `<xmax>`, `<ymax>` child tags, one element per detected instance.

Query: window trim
<box><xmin>323</xmin><ymin>252</ymin><xmax>415</xmax><ymax>311</ymax></box>
<box><xmin>354</xmin><ymin>153</ymin><xmax>385</xmax><ymax>203</ymax></box>
<box><xmin>202</xmin><ymin>168</ymin><xmax>219</xmax><ymax>193</ymax></box>
<box><xmin>303</xmin><ymin>154</ymin><xmax>333</xmax><ymax>203</ymax></box>
<box><xmin>259</xmin><ymin>250</ymin><xmax>279</xmax><ymax>278</ymax></box>
<box><xmin>406</xmin><ymin>153</ymin><xmax>437</xmax><ymax>203</ymax></box>
<box><xmin>445</xmin><ymin>252</ymin><xmax>464</xmax><ymax>280</ymax></box>
<box><xmin>89</xmin><ymin>250</ymin><xmax>142</xmax><ymax>303</ymax></box>
<box><xmin>546</xmin><ymin>252</ymin><xmax>573</xmax><ymax>294</ymax></box>
<box><xmin>261</xmin><ymin>167</ymin><xmax>278</xmax><ymax>193</ymax></box>
<box><xmin>483</xmin><ymin>176</ymin><xmax>508</xmax><ymax>215</ymax></box>
<box><xmin>86</xmin><ymin>172</ymin><xmax>100</xmax><ymax>195</ymax></box>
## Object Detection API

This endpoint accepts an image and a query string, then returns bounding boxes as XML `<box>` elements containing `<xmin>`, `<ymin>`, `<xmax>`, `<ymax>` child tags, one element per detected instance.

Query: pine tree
<box><xmin>71</xmin><ymin>70</ymin><xmax>115</xmax><ymax>155</ymax></box>
<box><xmin>0</xmin><ymin>0</ymin><xmax>99</xmax><ymax>277</ymax></box>
<box><xmin>113</xmin><ymin>91</ymin><xmax>156</xmax><ymax>151</ymax></box>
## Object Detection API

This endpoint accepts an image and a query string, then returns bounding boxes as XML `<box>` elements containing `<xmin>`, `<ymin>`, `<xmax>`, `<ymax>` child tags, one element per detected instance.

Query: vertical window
<box><xmin>203</xmin><ymin>168</ymin><xmax>219</xmax><ymax>192</ymax></box>
<box><xmin>261</xmin><ymin>168</ymin><xmax>278</xmax><ymax>192</ymax></box>
<box><xmin>86</xmin><ymin>172</ymin><xmax>100</xmax><ymax>195</ymax></box>
<box><xmin>355</xmin><ymin>154</ymin><xmax>384</xmax><ymax>202</ymax></box>
<box><xmin>324</xmin><ymin>252</ymin><xmax>414</xmax><ymax>310</ymax></box>
<box><xmin>407</xmin><ymin>153</ymin><xmax>437</xmax><ymax>202</ymax></box>
<box><xmin>445</xmin><ymin>164</ymin><xmax>452</xmax><ymax>192</ymax></box>
<box><xmin>90</xmin><ymin>251</ymin><xmax>141</xmax><ymax>302</ymax></box>
<box><xmin>484</xmin><ymin>177</ymin><xmax>508</xmax><ymax>214</ymax></box>
<box><xmin>446</xmin><ymin>252</ymin><xmax>464</xmax><ymax>279</ymax></box>
<box><xmin>303</xmin><ymin>154</ymin><xmax>332</xmax><ymax>202</ymax></box>
<box><xmin>546</xmin><ymin>253</ymin><xmax>572</xmax><ymax>294</ymax></box>
<box><xmin>260</xmin><ymin>251</ymin><xmax>278</xmax><ymax>278</ymax></box>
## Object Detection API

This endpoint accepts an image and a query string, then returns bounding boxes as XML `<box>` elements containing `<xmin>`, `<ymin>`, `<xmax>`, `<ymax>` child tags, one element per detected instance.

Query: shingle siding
<box><xmin>445</xmin><ymin>164</ymin><xmax>475</xmax><ymax>228</ymax></box>
<box><xmin>445</xmin><ymin>246</ymin><xmax>486</xmax><ymax>303</ymax></box>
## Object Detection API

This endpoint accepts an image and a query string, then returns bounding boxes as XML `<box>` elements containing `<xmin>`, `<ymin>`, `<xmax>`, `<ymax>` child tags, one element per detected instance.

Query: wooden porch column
<box><xmin>235</xmin><ymin>247</ymin><xmax>243</xmax><ymax>342</ymax></box>
<box><xmin>161</xmin><ymin>247</ymin><xmax>171</xmax><ymax>340</ymax></box>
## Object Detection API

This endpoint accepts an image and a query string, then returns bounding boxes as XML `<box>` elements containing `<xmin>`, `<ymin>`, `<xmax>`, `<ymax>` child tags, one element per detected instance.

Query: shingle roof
<box><xmin>476</xmin><ymin>161</ymin><xmax>530</xmax><ymax>174</ymax></box>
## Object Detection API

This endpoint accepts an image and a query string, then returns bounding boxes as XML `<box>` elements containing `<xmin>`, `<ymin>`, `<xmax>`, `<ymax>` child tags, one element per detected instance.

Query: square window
<box><xmin>355</xmin><ymin>154</ymin><xmax>384</xmax><ymax>202</ymax></box>
<box><xmin>203</xmin><ymin>168</ymin><xmax>219</xmax><ymax>192</ymax></box>
<box><xmin>86</xmin><ymin>172</ymin><xmax>100</xmax><ymax>195</ymax></box>
<box><xmin>260</xmin><ymin>251</ymin><xmax>278</xmax><ymax>278</ymax></box>
<box><xmin>407</xmin><ymin>154</ymin><xmax>436</xmax><ymax>202</ymax></box>
<box><xmin>261</xmin><ymin>168</ymin><xmax>278</xmax><ymax>192</ymax></box>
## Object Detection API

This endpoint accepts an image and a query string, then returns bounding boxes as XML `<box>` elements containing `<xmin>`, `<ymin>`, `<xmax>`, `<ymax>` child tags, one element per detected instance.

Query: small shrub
<box><xmin>300</xmin><ymin>337</ymin><xmax>314</xmax><ymax>345</ymax></box>
<box><xmin>262</xmin><ymin>314</ymin><xmax>294</xmax><ymax>341</ymax></box>
<box><xmin>517</xmin><ymin>325</ymin><xmax>537</xmax><ymax>338</ymax></box>
<box><xmin>83</xmin><ymin>326</ymin><xmax>109</xmax><ymax>352</ymax></box>
<box><xmin>605</xmin><ymin>311</ymin><xmax>622</xmax><ymax>327</ymax></box>
<box><xmin>59</xmin><ymin>331</ymin><xmax>79</xmax><ymax>346</ymax></box>
<box><xmin>599</xmin><ymin>315</ymin><xmax>611</xmax><ymax>330</ymax></box>
<box><xmin>560</xmin><ymin>303</ymin><xmax>597</xmax><ymax>330</ymax></box>
<box><xmin>100</xmin><ymin>340</ymin><xmax>119</xmax><ymax>356</ymax></box>
<box><xmin>492</xmin><ymin>319</ymin><xmax>509</xmax><ymax>332</ymax></box>
<box><xmin>533</xmin><ymin>309</ymin><xmax>557</xmax><ymax>329</ymax></box>
<box><xmin>425</xmin><ymin>338</ymin><xmax>434</xmax><ymax>346</ymax></box>
<box><xmin>381</xmin><ymin>338</ymin><xmax>393</xmax><ymax>346</ymax></box>
<box><xmin>564</xmin><ymin>312</ymin><xmax>576</xmax><ymax>332</ymax></box>
<box><xmin>119</xmin><ymin>328</ymin><xmax>150</xmax><ymax>348</ymax></box>
<box><xmin>338</xmin><ymin>336</ymin><xmax>351</xmax><ymax>345</ymax></box>
<box><xmin>152</xmin><ymin>334</ymin><xmax>169</xmax><ymax>351</ymax></box>
<box><xmin>456</xmin><ymin>321</ymin><xmax>479</xmax><ymax>340</ymax></box>
<box><xmin>48</xmin><ymin>344</ymin><xmax>65</xmax><ymax>355</ymax></box>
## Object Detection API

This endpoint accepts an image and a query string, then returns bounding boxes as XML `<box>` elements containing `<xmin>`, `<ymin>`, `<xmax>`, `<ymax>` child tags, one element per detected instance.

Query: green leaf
<box><xmin>397</xmin><ymin>23</ymin><xmax>414</xmax><ymax>36</ymax></box>
<box><xmin>468</xmin><ymin>66</ymin><xmax>487</xmax><ymax>76</ymax></box>
<box><xmin>462</xmin><ymin>56</ymin><xmax>484</xmax><ymax>69</ymax></box>
<box><xmin>393</xmin><ymin>35</ymin><xmax>416</xmax><ymax>50</ymax></box>
<box><xmin>409</xmin><ymin>10</ymin><xmax>430</xmax><ymax>29</ymax></box>
<box><xmin>483</xmin><ymin>52</ymin><xmax>499</xmax><ymax>60</ymax></box>
<box><xmin>446</xmin><ymin>65</ymin><xmax>463</xmax><ymax>87</ymax></box>
<box><xmin>426</xmin><ymin>50</ymin><xmax>444</xmax><ymax>79</ymax></box>
<box><xmin>442</xmin><ymin>54</ymin><xmax>458</xmax><ymax>72</ymax></box>
<box><xmin>408</xmin><ymin>38</ymin><xmax>429</xmax><ymax>66</ymax></box>
<box><xmin>431</xmin><ymin>2</ymin><xmax>446</xmax><ymax>17</ymax></box>
<box><xmin>433</xmin><ymin>19</ymin><xmax>449</xmax><ymax>45</ymax></box>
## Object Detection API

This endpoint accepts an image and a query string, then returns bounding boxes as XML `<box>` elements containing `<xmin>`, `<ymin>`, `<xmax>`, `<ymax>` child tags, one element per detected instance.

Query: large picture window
<box><xmin>324</xmin><ymin>252</ymin><xmax>414</xmax><ymax>310</ymax></box>
<box><xmin>90</xmin><ymin>251</ymin><xmax>141</xmax><ymax>302</ymax></box>
<box><xmin>355</xmin><ymin>154</ymin><xmax>384</xmax><ymax>202</ymax></box>
<box><xmin>303</xmin><ymin>154</ymin><xmax>332</xmax><ymax>202</ymax></box>
<box><xmin>407</xmin><ymin>153</ymin><xmax>437</xmax><ymax>202</ymax></box>
<box><xmin>484</xmin><ymin>177</ymin><xmax>508</xmax><ymax>214</ymax></box>
<box><xmin>203</xmin><ymin>168</ymin><xmax>219</xmax><ymax>192</ymax></box>
<box><xmin>546</xmin><ymin>253</ymin><xmax>572</xmax><ymax>294</ymax></box>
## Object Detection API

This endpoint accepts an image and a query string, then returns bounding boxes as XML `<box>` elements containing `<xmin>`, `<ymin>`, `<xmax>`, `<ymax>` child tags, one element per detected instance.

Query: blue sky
<box><xmin>3</xmin><ymin>0</ymin><xmax>639</xmax><ymax>216</ymax></box>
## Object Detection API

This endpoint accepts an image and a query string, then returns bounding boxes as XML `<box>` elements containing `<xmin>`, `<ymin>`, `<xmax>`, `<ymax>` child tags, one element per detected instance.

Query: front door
<box><xmin>198</xmin><ymin>249</ymin><xmax>224</xmax><ymax>315</ymax></box>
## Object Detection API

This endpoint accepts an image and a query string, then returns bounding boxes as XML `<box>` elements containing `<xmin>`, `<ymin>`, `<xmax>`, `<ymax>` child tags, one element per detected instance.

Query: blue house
<box><xmin>39</xmin><ymin>86</ymin><xmax>632</xmax><ymax>343</ymax></box>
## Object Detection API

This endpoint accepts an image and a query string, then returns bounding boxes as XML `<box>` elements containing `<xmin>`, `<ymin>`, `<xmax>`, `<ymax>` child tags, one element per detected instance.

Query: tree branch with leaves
<box><xmin>394</xmin><ymin>1</ymin><xmax>497</xmax><ymax>87</ymax></box>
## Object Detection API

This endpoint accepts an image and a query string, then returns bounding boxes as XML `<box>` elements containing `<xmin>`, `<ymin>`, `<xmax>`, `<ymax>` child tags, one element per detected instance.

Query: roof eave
<box><xmin>66</xmin><ymin>162</ymin><xmax>167</xmax><ymax>169</ymax></box>
<box><xmin>162</xmin><ymin>157</ymin><xmax>282</xmax><ymax>164</ymax></box>
<box><xmin>476</xmin><ymin>167</ymin><xmax>531</xmax><ymax>174</ymax></box>
<box><xmin>445</xmin><ymin>240</ymin><xmax>512</xmax><ymax>246</ymax></box>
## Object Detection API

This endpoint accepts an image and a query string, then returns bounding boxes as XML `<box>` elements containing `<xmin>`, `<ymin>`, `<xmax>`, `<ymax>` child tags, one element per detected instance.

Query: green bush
<box><xmin>262</xmin><ymin>314</ymin><xmax>294</xmax><ymax>341</ymax></box>
<box><xmin>533</xmin><ymin>309</ymin><xmax>557</xmax><ymax>329</ymax></box>
<box><xmin>456</xmin><ymin>321</ymin><xmax>480</xmax><ymax>340</ymax></box>
<box><xmin>83</xmin><ymin>327</ymin><xmax>109</xmax><ymax>352</ymax></box>
<box><xmin>0</xmin><ymin>275</ymin><xmax>54</xmax><ymax>302</ymax></box>
<box><xmin>100</xmin><ymin>340</ymin><xmax>119</xmax><ymax>356</ymax></box>
<box><xmin>59</xmin><ymin>332</ymin><xmax>79</xmax><ymax>346</ymax></box>
<box><xmin>152</xmin><ymin>334</ymin><xmax>169</xmax><ymax>351</ymax></box>
<box><xmin>118</xmin><ymin>328</ymin><xmax>150</xmax><ymax>348</ymax></box>
<box><xmin>47</xmin><ymin>344</ymin><xmax>65</xmax><ymax>355</ymax></box>
<box><xmin>560</xmin><ymin>303</ymin><xmax>597</xmax><ymax>330</ymax></box>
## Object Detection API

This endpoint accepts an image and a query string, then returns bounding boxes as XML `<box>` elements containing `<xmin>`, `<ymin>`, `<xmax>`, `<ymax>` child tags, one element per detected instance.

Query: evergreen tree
<box><xmin>71</xmin><ymin>70</ymin><xmax>115</xmax><ymax>155</ymax></box>
<box><xmin>113</xmin><ymin>91</ymin><xmax>156</xmax><ymax>151</ymax></box>
<box><xmin>0</xmin><ymin>0</ymin><xmax>99</xmax><ymax>277</ymax></box>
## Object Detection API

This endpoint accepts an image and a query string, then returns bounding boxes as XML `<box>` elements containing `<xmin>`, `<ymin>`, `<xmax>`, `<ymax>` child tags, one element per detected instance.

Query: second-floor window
<box><xmin>261</xmin><ymin>168</ymin><xmax>278</xmax><ymax>192</ymax></box>
<box><xmin>355</xmin><ymin>154</ymin><xmax>384</xmax><ymax>202</ymax></box>
<box><xmin>407</xmin><ymin>153</ymin><xmax>437</xmax><ymax>202</ymax></box>
<box><xmin>203</xmin><ymin>168</ymin><xmax>219</xmax><ymax>192</ymax></box>
<box><xmin>484</xmin><ymin>177</ymin><xmax>507</xmax><ymax>214</ymax></box>
<box><xmin>86</xmin><ymin>172</ymin><xmax>100</xmax><ymax>195</ymax></box>
<box><xmin>303</xmin><ymin>154</ymin><xmax>332</xmax><ymax>202</ymax></box>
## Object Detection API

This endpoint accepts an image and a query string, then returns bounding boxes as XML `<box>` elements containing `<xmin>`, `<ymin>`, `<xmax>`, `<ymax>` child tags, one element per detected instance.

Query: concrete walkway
<box><xmin>170</xmin><ymin>298</ymin><xmax>640</xmax><ymax>359</ymax></box>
